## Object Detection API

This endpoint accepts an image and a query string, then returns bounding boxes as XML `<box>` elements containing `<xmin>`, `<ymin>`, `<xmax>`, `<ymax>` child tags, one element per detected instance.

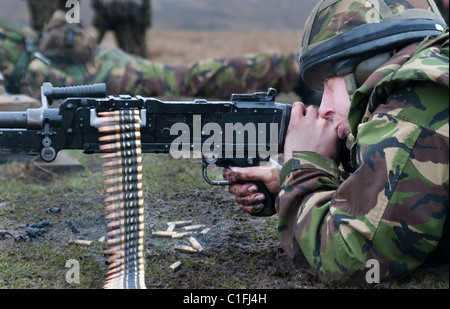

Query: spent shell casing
<box><xmin>69</xmin><ymin>239</ymin><xmax>92</xmax><ymax>246</ymax></box>
<box><xmin>182</xmin><ymin>224</ymin><xmax>206</xmax><ymax>231</ymax></box>
<box><xmin>152</xmin><ymin>231</ymin><xmax>177</xmax><ymax>238</ymax></box>
<box><xmin>166</xmin><ymin>222</ymin><xmax>176</xmax><ymax>232</ymax></box>
<box><xmin>174</xmin><ymin>245</ymin><xmax>198</xmax><ymax>254</ymax></box>
<box><xmin>102</xmin><ymin>156</ymin><xmax>143</xmax><ymax>168</ymax></box>
<box><xmin>166</xmin><ymin>220</ymin><xmax>193</xmax><ymax>227</ymax></box>
<box><xmin>99</xmin><ymin>140</ymin><xmax>141</xmax><ymax>152</ymax></box>
<box><xmin>200</xmin><ymin>228</ymin><xmax>211</xmax><ymax>235</ymax></box>
<box><xmin>98</xmin><ymin>123</ymin><xmax>141</xmax><ymax>134</ymax></box>
<box><xmin>99</xmin><ymin>131</ymin><xmax>141</xmax><ymax>143</ymax></box>
<box><xmin>172</xmin><ymin>232</ymin><xmax>192</xmax><ymax>239</ymax></box>
<box><xmin>169</xmin><ymin>261</ymin><xmax>182</xmax><ymax>272</ymax></box>
<box><xmin>188</xmin><ymin>237</ymin><xmax>204</xmax><ymax>253</ymax></box>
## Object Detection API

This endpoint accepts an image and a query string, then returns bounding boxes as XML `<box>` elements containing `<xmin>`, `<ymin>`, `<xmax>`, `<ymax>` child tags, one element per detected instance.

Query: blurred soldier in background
<box><xmin>91</xmin><ymin>0</ymin><xmax>151</xmax><ymax>58</ymax></box>
<box><xmin>1</xmin><ymin>11</ymin><xmax>300</xmax><ymax>104</ymax></box>
<box><xmin>24</xmin><ymin>0</ymin><xmax>67</xmax><ymax>33</ymax></box>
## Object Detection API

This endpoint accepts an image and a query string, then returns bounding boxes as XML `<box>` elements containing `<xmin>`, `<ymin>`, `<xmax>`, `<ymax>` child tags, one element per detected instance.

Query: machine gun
<box><xmin>0</xmin><ymin>83</ymin><xmax>291</xmax><ymax>288</ymax></box>
<box><xmin>0</xmin><ymin>83</ymin><xmax>291</xmax><ymax>215</ymax></box>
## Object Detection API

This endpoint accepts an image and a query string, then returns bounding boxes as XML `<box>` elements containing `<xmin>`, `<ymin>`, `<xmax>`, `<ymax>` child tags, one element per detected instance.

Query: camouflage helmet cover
<box><xmin>299</xmin><ymin>0</ymin><xmax>446</xmax><ymax>89</ymax></box>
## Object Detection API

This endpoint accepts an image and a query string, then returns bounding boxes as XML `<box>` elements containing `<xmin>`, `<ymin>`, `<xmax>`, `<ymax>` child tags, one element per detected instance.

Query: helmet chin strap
<box><xmin>354</xmin><ymin>52</ymin><xmax>393</xmax><ymax>86</ymax></box>
<box><xmin>342</xmin><ymin>51</ymin><xmax>394</xmax><ymax>100</ymax></box>
<box><xmin>343</xmin><ymin>73</ymin><xmax>358</xmax><ymax>100</ymax></box>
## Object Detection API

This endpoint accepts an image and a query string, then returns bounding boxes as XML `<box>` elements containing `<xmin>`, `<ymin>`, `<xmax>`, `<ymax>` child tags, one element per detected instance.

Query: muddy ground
<box><xmin>1</xmin><ymin>30</ymin><xmax>448</xmax><ymax>290</ymax></box>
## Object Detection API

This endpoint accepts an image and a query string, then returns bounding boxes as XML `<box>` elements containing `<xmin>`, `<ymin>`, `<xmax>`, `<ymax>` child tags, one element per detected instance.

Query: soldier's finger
<box><xmin>229</xmin><ymin>166</ymin><xmax>271</xmax><ymax>183</ymax></box>
<box><xmin>228</xmin><ymin>183</ymin><xmax>258</xmax><ymax>197</ymax></box>
<box><xmin>234</xmin><ymin>193</ymin><xmax>265</xmax><ymax>206</ymax></box>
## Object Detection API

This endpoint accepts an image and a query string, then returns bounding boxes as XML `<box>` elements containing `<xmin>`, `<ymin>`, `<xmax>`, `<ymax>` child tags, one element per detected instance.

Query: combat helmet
<box><xmin>299</xmin><ymin>0</ymin><xmax>447</xmax><ymax>90</ymax></box>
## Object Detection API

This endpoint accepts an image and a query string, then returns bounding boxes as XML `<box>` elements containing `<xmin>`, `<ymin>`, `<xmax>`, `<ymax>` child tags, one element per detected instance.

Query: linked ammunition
<box><xmin>106</xmin><ymin>244</ymin><xmax>144</xmax><ymax>255</ymax></box>
<box><xmin>98</xmin><ymin>123</ymin><xmax>141</xmax><ymax>134</ymax></box>
<box><xmin>101</xmin><ymin>148</ymin><xmax>142</xmax><ymax>160</ymax></box>
<box><xmin>98</xmin><ymin>110</ymin><xmax>140</xmax><ymax>123</ymax></box>
<box><xmin>106</xmin><ymin>224</ymin><xmax>145</xmax><ymax>237</ymax></box>
<box><xmin>102</xmin><ymin>156</ymin><xmax>143</xmax><ymax>168</ymax></box>
<box><xmin>103</xmin><ymin>165</ymin><xmax>143</xmax><ymax>177</ymax></box>
<box><xmin>99</xmin><ymin>131</ymin><xmax>141</xmax><ymax>143</ymax></box>
<box><xmin>106</xmin><ymin>215</ymin><xmax>145</xmax><ymax>229</ymax></box>
<box><xmin>103</xmin><ymin>173</ymin><xmax>143</xmax><ymax>185</ymax></box>
<box><xmin>106</xmin><ymin>234</ymin><xmax>144</xmax><ymax>246</ymax></box>
<box><xmin>104</xmin><ymin>208</ymin><xmax>144</xmax><ymax>221</ymax></box>
<box><xmin>104</xmin><ymin>182</ymin><xmax>143</xmax><ymax>194</ymax></box>
<box><xmin>99</xmin><ymin>139</ymin><xmax>141</xmax><ymax>152</ymax></box>
<box><xmin>108</xmin><ymin>250</ymin><xmax>144</xmax><ymax>261</ymax></box>
<box><xmin>103</xmin><ymin>190</ymin><xmax>144</xmax><ymax>203</ymax></box>
<box><xmin>105</xmin><ymin>199</ymin><xmax>145</xmax><ymax>211</ymax></box>
<box><xmin>99</xmin><ymin>108</ymin><xmax>146</xmax><ymax>289</ymax></box>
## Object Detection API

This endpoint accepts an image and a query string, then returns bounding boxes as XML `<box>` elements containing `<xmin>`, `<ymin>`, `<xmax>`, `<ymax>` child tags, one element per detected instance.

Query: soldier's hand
<box><xmin>284</xmin><ymin>102</ymin><xmax>339</xmax><ymax>163</ymax></box>
<box><xmin>223</xmin><ymin>166</ymin><xmax>280</xmax><ymax>216</ymax></box>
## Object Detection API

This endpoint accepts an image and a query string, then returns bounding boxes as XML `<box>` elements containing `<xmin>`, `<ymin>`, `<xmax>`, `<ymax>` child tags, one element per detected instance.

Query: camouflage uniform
<box><xmin>277</xmin><ymin>0</ymin><xmax>448</xmax><ymax>282</ymax></box>
<box><xmin>0</xmin><ymin>18</ymin><xmax>299</xmax><ymax>100</ymax></box>
<box><xmin>92</xmin><ymin>0</ymin><xmax>151</xmax><ymax>58</ymax></box>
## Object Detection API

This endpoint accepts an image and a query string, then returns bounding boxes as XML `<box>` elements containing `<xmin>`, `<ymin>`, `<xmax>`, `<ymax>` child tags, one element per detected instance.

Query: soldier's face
<box><xmin>318</xmin><ymin>76</ymin><xmax>351</xmax><ymax>140</ymax></box>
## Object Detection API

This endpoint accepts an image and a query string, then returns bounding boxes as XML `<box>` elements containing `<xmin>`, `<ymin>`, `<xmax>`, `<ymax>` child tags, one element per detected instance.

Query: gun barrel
<box><xmin>0</xmin><ymin>112</ymin><xmax>27</xmax><ymax>128</ymax></box>
<box><xmin>0</xmin><ymin>109</ymin><xmax>62</xmax><ymax>129</ymax></box>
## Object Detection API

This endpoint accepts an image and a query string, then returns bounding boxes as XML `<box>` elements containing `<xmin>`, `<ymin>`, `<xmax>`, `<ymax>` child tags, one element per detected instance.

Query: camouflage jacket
<box><xmin>277</xmin><ymin>32</ymin><xmax>449</xmax><ymax>282</ymax></box>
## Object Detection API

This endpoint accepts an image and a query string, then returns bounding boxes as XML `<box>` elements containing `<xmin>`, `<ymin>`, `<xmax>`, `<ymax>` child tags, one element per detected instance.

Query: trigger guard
<box><xmin>202</xmin><ymin>160</ymin><xmax>231</xmax><ymax>186</ymax></box>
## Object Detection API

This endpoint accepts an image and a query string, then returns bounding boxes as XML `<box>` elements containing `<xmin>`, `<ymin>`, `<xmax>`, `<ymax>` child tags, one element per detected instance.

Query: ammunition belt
<box><xmin>98</xmin><ymin>109</ymin><xmax>146</xmax><ymax>289</ymax></box>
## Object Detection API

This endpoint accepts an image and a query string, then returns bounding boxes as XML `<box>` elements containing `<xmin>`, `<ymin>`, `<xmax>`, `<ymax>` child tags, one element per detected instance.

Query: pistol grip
<box><xmin>248</xmin><ymin>181</ymin><xmax>276</xmax><ymax>217</ymax></box>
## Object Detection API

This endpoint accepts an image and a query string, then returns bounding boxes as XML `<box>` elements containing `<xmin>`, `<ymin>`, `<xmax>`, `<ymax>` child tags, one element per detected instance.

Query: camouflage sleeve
<box><xmin>21</xmin><ymin>46</ymin><xmax>300</xmax><ymax>99</ymax></box>
<box><xmin>276</xmin><ymin>81</ymin><xmax>449</xmax><ymax>281</ymax></box>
